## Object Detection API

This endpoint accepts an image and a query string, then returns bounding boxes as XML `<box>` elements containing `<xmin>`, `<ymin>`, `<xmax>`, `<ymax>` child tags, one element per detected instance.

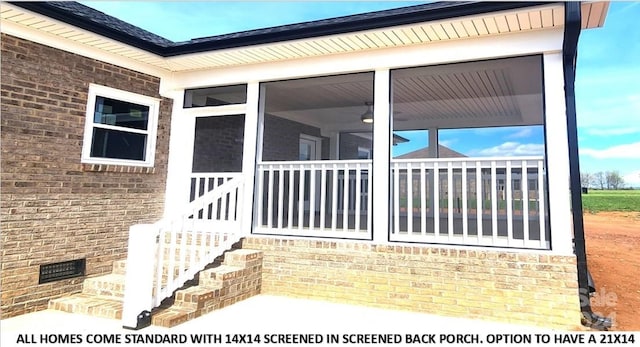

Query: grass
<box><xmin>581</xmin><ymin>190</ymin><xmax>640</xmax><ymax>213</ymax></box>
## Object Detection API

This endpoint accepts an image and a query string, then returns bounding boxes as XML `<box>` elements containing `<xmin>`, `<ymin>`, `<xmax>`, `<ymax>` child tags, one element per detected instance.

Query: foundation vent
<box><xmin>39</xmin><ymin>259</ymin><xmax>86</xmax><ymax>284</ymax></box>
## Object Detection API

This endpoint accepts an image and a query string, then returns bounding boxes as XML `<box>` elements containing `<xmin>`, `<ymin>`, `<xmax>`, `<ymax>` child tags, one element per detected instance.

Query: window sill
<box><xmin>81</xmin><ymin>163</ymin><xmax>156</xmax><ymax>174</ymax></box>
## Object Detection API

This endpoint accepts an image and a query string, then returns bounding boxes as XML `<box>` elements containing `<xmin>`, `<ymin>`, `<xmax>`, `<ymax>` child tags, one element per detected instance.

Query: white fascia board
<box><xmin>0</xmin><ymin>5</ymin><xmax>169</xmax><ymax>79</ymax></box>
<box><xmin>165</xmin><ymin>28</ymin><xmax>563</xmax><ymax>92</ymax></box>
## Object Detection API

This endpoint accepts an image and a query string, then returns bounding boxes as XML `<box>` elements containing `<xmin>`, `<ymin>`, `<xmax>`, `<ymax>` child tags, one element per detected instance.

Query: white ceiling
<box><xmin>264</xmin><ymin>55</ymin><xmax>543</xmax><ymax>132</ymax></box>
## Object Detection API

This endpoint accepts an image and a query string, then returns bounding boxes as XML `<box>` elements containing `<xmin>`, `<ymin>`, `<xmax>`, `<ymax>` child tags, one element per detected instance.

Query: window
<box><xmin>82</xmin><ymin>84</ymin><xmax>160</xmax><ymax>167</ymax></box>
<box><xmin>358</xmin><ymin>147</ymin><xmax>372</xmax><ymax>159</ymax></box>
<box><xmin>184</xmin><ymin>84</ymin><xmax>247</xmax><ymax>108</ymax></box>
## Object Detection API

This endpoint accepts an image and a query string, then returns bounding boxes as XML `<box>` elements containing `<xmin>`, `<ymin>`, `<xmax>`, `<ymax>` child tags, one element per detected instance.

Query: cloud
<box><xmin>506</xmin><ymin>128</ymin><xmax>533</xmax><ymax>139</ymax></box>
<box><xmin>580</xmin><ymin>142</ymin><xmax>640</xmax><ymax>159</ymax></box>
<box><xmin>472</xmin><ymin>142</ymin><xmax>545</xmax><ymax>157</ymax></box>
<box><xmin>439</xmin><ymin>139</ymin><xmax>457</xmax><ymax>147</ymax></box>
<box><xmin>623</xmin><ymin>170</ymin><xmax>640</xmax><ymax>187</ymax></box>
<box><xmin>585</xmin><ymin>128</ymin><xmax>640</xmax><ymax>136</ymax></box>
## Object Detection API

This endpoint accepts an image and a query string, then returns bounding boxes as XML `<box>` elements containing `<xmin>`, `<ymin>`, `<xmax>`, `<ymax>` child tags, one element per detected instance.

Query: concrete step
<box><xmin>48</xmin><ymin>293</ymin><xmax>123</xmax><ymax>320</ymax></box>
<box><xmin>82</xmin><ymin>274</ymin><xmax>126</xmax><ymax>298</ymax></box>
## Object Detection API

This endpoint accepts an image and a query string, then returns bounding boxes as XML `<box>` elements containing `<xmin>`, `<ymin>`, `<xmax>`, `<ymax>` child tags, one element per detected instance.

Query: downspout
<box><xmin>562</xmin><ymin>1</ymin><xmax>612</xmax><ymax>330</ymax></box>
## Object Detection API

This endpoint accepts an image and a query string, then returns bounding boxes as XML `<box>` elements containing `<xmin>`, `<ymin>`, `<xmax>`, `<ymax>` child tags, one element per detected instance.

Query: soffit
<box><xmin>0</xmin><ymin>2</ymin><xmax>609</xmax><ymax>73</ymax></box>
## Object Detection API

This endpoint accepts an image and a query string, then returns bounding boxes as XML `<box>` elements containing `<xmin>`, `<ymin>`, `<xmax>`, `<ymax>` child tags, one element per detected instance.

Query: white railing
<box><xmin>190</xmin><ymin>172</ymin><xmax>242</xmax><ymax>201</ymax></box>
<box><xmin>389</xmin><ymin>157</ymin><xmax>548</xmax><ymax>249</ymax></box>
<box><xmin>121</xmin><ymin>176</ymin><xmax>244</xmax><ymax>329</ymax></box>
<box><xmin>255</xmin><ymin>160</ymin><xmax>372</xmax><ymax>239</ymax></box>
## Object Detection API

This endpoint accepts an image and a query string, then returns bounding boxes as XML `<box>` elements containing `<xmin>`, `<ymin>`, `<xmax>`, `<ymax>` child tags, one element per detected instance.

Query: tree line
<box><xmin>580</xmin><ymin>171</ymin><xmax>625</xmax><ymax>190</ymax></box>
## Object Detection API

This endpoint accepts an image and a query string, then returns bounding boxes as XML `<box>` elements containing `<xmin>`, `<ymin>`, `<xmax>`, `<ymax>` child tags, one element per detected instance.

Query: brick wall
<box><xmin>243</xmin><ymin>237</ymin><xmax>583</xmax><ymax>329</ymax></box>
<box><xmin>262</xmin><ymin>114</ymin><xmax>328</xmax><ymax>161</ymax></box>
<box><xmin>192</xmin><ymin>115</ymin><xmax>245</xmax><ymax>172</ymax></box>
<box><xmin>339</xmin><ymin>132</ymin><xmax>372</xmax><ymax>159</ymax></box>
<box><xmin>0</xmin><ymin>34</ymin><xmax>173</xmax><ymax>318</ymax></box>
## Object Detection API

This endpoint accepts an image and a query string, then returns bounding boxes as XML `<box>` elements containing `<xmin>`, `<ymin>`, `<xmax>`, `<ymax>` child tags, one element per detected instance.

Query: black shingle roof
<box><xmin>10</xmin><ymin>1</ymin><xmax>551</xmax><ymax>57</ymax></box>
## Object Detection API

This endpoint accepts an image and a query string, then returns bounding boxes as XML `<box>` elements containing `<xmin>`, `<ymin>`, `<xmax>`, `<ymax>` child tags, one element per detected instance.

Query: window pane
<box><xmin>184</xmin><ymin>84</ymin><xmax>247</xmax><ymax>108</ymax></box>
<box><xmin>94</xmin><ymin>96</ymin><xmax>149</xmax><ymax>130</ymax></box>
<box><xmin>90</xmin><ymin>128</ymin><xmax>146</xmax><ymax>161</ymax></box>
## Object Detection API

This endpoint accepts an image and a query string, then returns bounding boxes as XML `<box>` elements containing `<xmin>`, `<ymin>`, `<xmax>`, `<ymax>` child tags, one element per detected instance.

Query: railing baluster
<box><xmin>538</xmin><ymin>160</ymin><xmax>546</xmax><ymax>248</ymax></box>
<box><xmin>287</xmin><ymin>165</ymin><xmax>294</xmax><ymax>230</ymax></box>
<box><xmin>447</xmin><ymin>161</ymin><xmax>453</xmax><ymax>240</ymax></box>
<box><xmin>490</xmin><ymin>161</ymin><xmax>498</xmax><ymax>245</ymax></box>
<box><xmin>178</xmin><ymin>213</ymin><xmax>188</xmax><ymax>290</ymax></box>
<box><xmin>342</xmin><ymin>168</ymin><xmax>349</xmax><ymax>231</ymax></box>
<box><xmin>476</xmin><ymin>162</ymin><xmax>482</xmax><ymax>243</ymax></box>
<box><xmin>355</xmin><ymin>165</ymin><xmax>362</xmax><ymax>231</ymax></box>
<box><xmin>267</xmin><ymin>166</ymin><xmax>274</xmax><ymax>228</ymax></box>
<box><xmin>309</xmin><ymin>164</ymin><xmax>316</xmax><ymax>230</ymax></box>
<box><xmin>462</xmin><ymin>162</ymin><xmax>468</xmax><ymax>242</ymax></box>
<box><xmin>331</xmin><ymin>163</ymin><xmax>338</xmax><ymax>232</ymax></box>
<box><xmin>298</xmin><ymin>166</ymin><xmax>305</xmax><ymax>231</ymax></box>
<box><xmin>407</xmin><ymin>162</ymin><xmax>413</xmax><ymax>234</ymax></box>
<box><xmin>256</xmin><ymin>167</ymin><xmax>264</xmax><ymax>227</ymax></box>
<box><xmin>277</xmin><ymin>165</ymin><xmax>284</xmax><ymax>229</ymax></box>
<box><xmin>420</xmin><ymin>162</ymin><xmax>427</xmax><ymax>236</ymax></box>
<box><xmin>522</xmin><ymin>160</ymin><xmax>530</xmax><ymax>245</ymax></box>
<box><xmin>393</xmin><ymin>163</ymin><xmax>400</xmax><ymax>233</ymax></box>
<box><xmin>366</xmin><ymin>162</ymin><xmax>372</xmax><ymax>235</ymax></box>
<box><xmin>506</xmin><ymin>160</ymin><xmax>513</xmax><ymax>246</ymax></box>
<box><xmin>433</xmin><ymin>162</ymin><xmax>439</xmax><ymax>238</ymax></box>
<box><xmin>320</xmin><ymin>165</ymin><xmax>327</xmax><ymax>231</ymax></box>
<box><xmin>154</xmin><ymin>226</ymin><xmax>166</xmax><ymax>306</ymax></box>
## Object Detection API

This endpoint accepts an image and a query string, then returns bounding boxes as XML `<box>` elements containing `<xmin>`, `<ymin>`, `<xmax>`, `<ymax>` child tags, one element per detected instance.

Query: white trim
<box><xmin>371</xmin><ymin>68</ymin><xmax>391</xmax><ymax>243</ymax></box>
<box><xmin>0</xmin><ymin>7</ymin><xmax>168</xmax><ymax>78</ymax></box>
<box><xmin>543</xmin><ymin>53</ymin><xmax>572</xmax><ymax>255</ymax></box>
<box><xmin>241</xmin><ymin>82</ymin><xmax>261</xmax><ymax>234</ymax></box>
<box><xmin>81</xmin><ymin>84</ymin><xmax>160</xmax><ymax>167</ymax></box>
<box><xmin>164</xmin><ymin>28</ymin><xmax>564</xmax><ymax>91</ymax></box>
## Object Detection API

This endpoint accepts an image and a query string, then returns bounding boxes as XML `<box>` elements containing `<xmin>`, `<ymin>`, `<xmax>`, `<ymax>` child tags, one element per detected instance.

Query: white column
<box><xmin>163</xmin><ymin>90</ymin><xmax>194</xmax><ymax>217</ymax></box>
<box><xmin>372</xmin><ymin>69</ymin><xmax>391</xmax><ymax>243</ymax></box>
<box><xmin>543</xmin><ymin>53</ymin><xmax>572</xmax><ymax>255</ymax></box>
<box><xmin>242</xmin><ymin>82</ymin><xmax>263</xmax><ymax>235</ymax></box>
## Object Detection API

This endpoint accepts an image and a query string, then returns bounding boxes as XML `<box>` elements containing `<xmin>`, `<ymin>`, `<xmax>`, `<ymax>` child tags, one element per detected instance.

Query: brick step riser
<box><xmin>150</xmin><ymin>250</ymin><xmax>263</xmax><ymax>328</ymax></box>
<box><xmin>48</xmin><ymin>250</ymin><xmax>262</xmax><ymax>329</ymax></box>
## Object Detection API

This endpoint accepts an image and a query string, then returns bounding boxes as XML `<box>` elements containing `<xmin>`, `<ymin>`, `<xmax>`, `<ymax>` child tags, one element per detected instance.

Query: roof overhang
<box><xmin>0</xmin><ymin>1</ymin><xmax>609</xmax><ymax>74</ymax></box>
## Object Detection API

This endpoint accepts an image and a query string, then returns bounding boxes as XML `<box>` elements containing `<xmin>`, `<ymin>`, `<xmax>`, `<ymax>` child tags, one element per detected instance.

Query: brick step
<box><xmin>152</xmin><ymin>249</ymin><xmax>263</xmax><ymax>328</ymax></box>
<box><xmin>82</xmin><ymin>274</ymin><xmax>126</xmax><ymax>298</ymax></box>
<box><xmin>48</xmin><ymin>249</ymin><xmax>262</xmax><ymax>329</ymax></box>
<box><xmin>112</xmin><ymin>260</ymin><xmax>127</xmax><ymax>275</ymax></box>
<box><xmin>48</xmin><ymin>293</ymin><xmax>123</xmax><ymax>320</ymax></box>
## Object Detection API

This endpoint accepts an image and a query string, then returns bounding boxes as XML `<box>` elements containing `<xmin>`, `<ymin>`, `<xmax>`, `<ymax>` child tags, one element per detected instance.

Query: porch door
<box><xmin>190</xmin><ymin>114</ymin><xmax>245</xmax><ymax>201</ymax></box>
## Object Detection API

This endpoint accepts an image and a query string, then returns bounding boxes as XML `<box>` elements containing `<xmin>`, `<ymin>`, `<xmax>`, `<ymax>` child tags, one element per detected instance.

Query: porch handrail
<box><xmin>255</xmin><ymin>160</ymin><xmax>372</xmax><ymax>239</ymax></box>
<box><xmin>389</xmin><ymin>156</ymin><xmax>547</xmax><ymax>249</ymax></box>
<box><xmin>121</xmin><ymin>176</ymin><xmax>244</xmax><ymax>329</ymax></box>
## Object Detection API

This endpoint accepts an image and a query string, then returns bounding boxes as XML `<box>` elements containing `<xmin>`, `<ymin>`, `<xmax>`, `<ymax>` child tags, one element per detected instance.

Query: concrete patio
<box><xmin>1</xmin><ymin>294</ymin><xmax>550</xmax><ymax>346</ymax></box>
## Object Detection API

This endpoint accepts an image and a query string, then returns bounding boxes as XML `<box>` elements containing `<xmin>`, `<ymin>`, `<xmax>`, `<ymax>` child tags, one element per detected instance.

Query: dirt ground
<box><xmin>584</xmin><ymin>211</ymin><xmax>640</xmax><ymax>331</ymax></box>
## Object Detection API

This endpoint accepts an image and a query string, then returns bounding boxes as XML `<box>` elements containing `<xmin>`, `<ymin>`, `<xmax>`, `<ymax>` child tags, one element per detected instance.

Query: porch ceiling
<box><xmin>265</xmin><ymin>55</ymin><xmax>543</xmax><ymax>132</ymax></box>
<box><xmin>0</xmin><ymin>2</ymin><xmax>609</xmax><ymax>74</ymax></box>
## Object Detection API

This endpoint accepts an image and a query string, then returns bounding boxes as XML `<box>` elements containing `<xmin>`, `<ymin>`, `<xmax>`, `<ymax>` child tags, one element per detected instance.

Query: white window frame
<box><xmin>81</xmin><ymin>84</ymin><xmax>160</xmax><ymax>167</ymax></box>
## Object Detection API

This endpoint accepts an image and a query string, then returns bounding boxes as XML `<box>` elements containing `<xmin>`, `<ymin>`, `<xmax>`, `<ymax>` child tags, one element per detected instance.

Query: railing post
<box><xmin>122</xmin><ymin>224</ymin><xmax>157</xmax><ymax>330</ymax></box>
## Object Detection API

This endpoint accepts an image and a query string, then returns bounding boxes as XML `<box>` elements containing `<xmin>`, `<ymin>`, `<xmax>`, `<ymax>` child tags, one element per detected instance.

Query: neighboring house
<box><xmin>396</xmin><ymin>144</ymin><xmax>467</xmax><ymax>159</ymax></box>
<box><xmin>0</xmin><ymin>1</ymin><xmax>611</xmax><ymax>329</ymax></box>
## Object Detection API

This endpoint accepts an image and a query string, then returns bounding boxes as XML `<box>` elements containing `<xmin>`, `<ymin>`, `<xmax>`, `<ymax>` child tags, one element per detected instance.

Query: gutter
<box><xmin>562</xmin><ymin>1</ymin><xmax>612</xmax><ymax>330</ymax></box>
